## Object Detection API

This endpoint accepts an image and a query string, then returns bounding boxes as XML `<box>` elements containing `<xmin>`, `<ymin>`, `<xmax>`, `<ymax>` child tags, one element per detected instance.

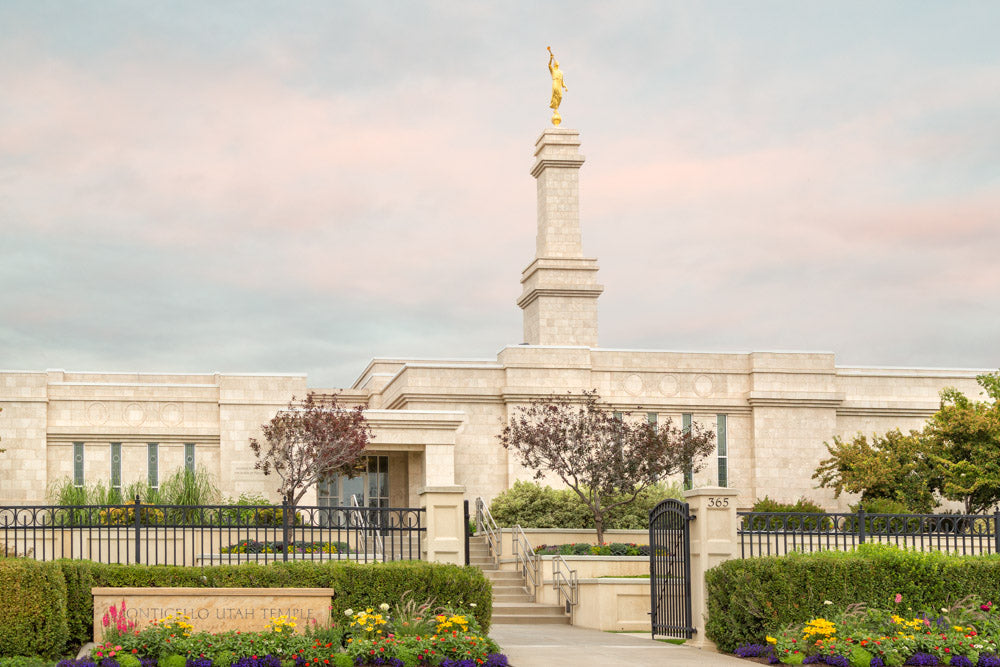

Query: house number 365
<box><xmin>708</xmin><ymin>497</ymin><xmax>729</xmax><ymax>508</ymax></box>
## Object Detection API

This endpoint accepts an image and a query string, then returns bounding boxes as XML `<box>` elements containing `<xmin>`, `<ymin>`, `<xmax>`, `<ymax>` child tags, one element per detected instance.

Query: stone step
<box><xmin>493</xmin><ymin>593</ymin><xmax>534</xmax><ymax>603</ymax></box>
<box><xmin>483</xmin><ymin>570</ymin><xmax>522</xmax><ymax>580</ymax></box>
<box><xmin>493</xmin><ymin>603</ymin><xmax>567</xmax><ymax>616</ymax></box>
<box><xmin>491</xmin><ymin>613</ymin><xmax>570</xmax><ymax>625</ymax></box>
<box><xmin>490</xmin><ymin>585</ymin><xmax>530</xmax><ymax>596</ymax></box>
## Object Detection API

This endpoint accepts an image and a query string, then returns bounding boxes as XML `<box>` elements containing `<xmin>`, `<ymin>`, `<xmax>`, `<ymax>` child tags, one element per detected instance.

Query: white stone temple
<box><xmin>0</xmin><ymin>127</ymin><xmax>987</xmax><ymax>510</ymax></box>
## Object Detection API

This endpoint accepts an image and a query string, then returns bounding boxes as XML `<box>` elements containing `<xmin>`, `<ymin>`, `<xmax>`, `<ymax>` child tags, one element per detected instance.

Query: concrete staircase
<box><xmin>469</xmin><ymin>535</ymin><xmax>570</xmax><ymax>625</ymax></box>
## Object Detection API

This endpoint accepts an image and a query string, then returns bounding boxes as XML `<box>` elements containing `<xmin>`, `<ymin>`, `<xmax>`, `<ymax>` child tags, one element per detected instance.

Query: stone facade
<box><xmin>0</xmin><ymin>128</ymin><xmax>991</xmax><ymax>511</ymax></box>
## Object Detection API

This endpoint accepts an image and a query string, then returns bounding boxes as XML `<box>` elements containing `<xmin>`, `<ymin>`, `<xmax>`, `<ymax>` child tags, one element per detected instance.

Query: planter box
<box><xmin>571</xmin><ymin>579</ymin><xmax>651</xmax><ymax>632</ymax></box>
<box><xmin>498</xmin><ymin>528</ymin><xmax>648</xmax><ymax>556</ymax></box>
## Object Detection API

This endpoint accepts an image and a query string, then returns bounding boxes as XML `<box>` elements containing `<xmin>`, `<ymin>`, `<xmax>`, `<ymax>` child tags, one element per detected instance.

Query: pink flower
<box><xmin>894</xmin><ymin>594</ymin><xmax>903</xmax><ymax>604</ymax></box>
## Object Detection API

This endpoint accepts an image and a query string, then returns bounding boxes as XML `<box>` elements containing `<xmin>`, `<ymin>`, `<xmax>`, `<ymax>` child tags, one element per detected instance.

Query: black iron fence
<box><xmin>0</xmin><ymin>499</ymin><xmax>425</xmax><ymax>566</ymax></box>
<box><xmin>738</xmin><ymin>510</ymin><xmax>1000</xmax><ymax>558</ymax></box>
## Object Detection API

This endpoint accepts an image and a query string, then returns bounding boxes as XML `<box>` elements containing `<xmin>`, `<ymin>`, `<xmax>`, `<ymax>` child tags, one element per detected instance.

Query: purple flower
<box><xmin>186</xmin><ymin>660</ymin><xmax>212</xmax><ymax>667</ymax></box>
<box><xmin>484</xmin><ymin>655</ymin><xmax>509</xmax><ymax>667</ymax></box>
<box><xmin>903</xmin><ymin>653</ymin><xmax>939</xmax><ymax>666</ymax></box>
<box><xmin>734</xmin><ymin>644</ymin><xmax>774</xmax><ymax>658</ymax></box>
<box><xmin>869</xmin><ymin>658</ymin><xmax>885</xmax><ymax>667</ymax></box>
<box><xmin>947</xmin><ymin>657</ymin><xmax>973</xmax><ymax>667</ymax></box>
<box><xmin>823</xmin><ymin>656</ymin><xmax>850</xmax><ymax>667</ymax></box>
<box><xmin>978</xmin><ymin>656</ymin><xmax>1000</xmax><ymax>667</ymax></box>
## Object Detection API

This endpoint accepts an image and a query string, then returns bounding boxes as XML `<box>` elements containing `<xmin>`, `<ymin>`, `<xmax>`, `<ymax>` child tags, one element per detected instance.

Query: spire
<box><xmin>517</xmin><ymin>128</ymin><xmax>603</xmax><ymax>346</ymax></box>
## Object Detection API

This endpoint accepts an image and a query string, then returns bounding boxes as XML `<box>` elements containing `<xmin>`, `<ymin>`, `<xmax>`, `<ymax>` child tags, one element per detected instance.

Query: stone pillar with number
<box><xmin>684</xmin><ymin>487</ymin><xmax>739</xmax><ymax>650</ymax></box>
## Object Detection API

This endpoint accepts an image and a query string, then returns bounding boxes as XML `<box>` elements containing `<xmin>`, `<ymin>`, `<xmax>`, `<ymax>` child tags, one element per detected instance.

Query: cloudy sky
<box><xmin>2</xmin><ymin>2</ymin><xmax>998</xmax><ymax>387</ymax></box>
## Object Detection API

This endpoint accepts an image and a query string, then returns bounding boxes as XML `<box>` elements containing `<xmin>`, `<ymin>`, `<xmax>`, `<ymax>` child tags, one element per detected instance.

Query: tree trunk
<box><xmin>594</xmin><ymin>514</ymin><xmax>605</xmax><ymax>544</ymax></box>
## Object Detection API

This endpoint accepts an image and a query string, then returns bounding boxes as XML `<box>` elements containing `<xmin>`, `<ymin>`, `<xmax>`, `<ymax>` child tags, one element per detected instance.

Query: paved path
<box><xmin>489</xmin><ymin>623</ymin><xmax>750</xmax><ymax>667</ymax></box>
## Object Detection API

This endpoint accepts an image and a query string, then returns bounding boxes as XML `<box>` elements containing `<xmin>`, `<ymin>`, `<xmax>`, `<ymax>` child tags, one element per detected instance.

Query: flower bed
<box><xmin>219</xmin><ymin>540</ymin><xmax>351</xmax><ymax>555</ymax></box>
<box><xmin>532</xmin><ymin>542</ymin><xmax>649</xmax><ymax>556</ymax></box>
<box><xmin>733</xmin><ymin>596</ymin><xmax>1000</xmax><ymax>666</ymax></box>
<box><xmin>75</xmin><ymin>599</ymin><xmax>506</xmax><ymax>667</ymax></box>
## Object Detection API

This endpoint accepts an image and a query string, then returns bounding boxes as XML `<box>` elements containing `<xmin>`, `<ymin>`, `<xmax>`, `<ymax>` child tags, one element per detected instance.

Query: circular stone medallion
<box><xmin>694</xmin><ymin>375</ymin><xmax>715</xmax><ymax>397</ymax></box>
<box><xmin>623</xmin><ymin>374</ymin><xmax>644</xmax><ymax>396</ymax></box>
<box><xmin>658</xmin><ymin>375</ymin><xmax>679</xmax><ymax>397</ymax></box>
<box><xmin>160</xmin><ymin>403</ymin><xmax>183</xmax><ymax>427</ymax></box>
<box><xmin>123</xmin><ymin>402</ymin><xmax>146</xmax><ymax>426</ymax></box>
<box><xmin>86</xmin><ymin>402</ymin><xmax>109</xmax><ymax>425</ymax></box>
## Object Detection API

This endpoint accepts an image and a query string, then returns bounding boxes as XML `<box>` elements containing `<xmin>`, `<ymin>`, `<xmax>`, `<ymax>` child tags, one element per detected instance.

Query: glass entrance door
<box><xmin>317</xmin><ymin>456</ymin><xmax>389</xmax><ymax>526</ymax></box>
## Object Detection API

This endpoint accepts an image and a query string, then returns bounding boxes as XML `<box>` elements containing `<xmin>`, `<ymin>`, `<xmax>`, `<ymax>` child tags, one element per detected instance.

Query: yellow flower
<box><xmin>766</xmin><ymin>636</ymin><xmax>777</xmax><ymax>645</ymax></box>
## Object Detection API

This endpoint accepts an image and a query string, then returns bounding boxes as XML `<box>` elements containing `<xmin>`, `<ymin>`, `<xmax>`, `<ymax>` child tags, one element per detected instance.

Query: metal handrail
<box><xmin>512</xmin><ymin>524</ymin><xmax>540</xmax><ymax>593</ymax></box>
<box><xmin>475</xmin><ymin>497</ymin><xmax>501</xmax><ymax>561</ymax></box>
<box><xmin>552</xmin><ymin>553</ymin><xmax>579</xmax><ymax>613</ymax></box>
<box><xmin>351</xmin><ymin>494</ymin><xmax>383</xmax><ymax>557</ymax></box>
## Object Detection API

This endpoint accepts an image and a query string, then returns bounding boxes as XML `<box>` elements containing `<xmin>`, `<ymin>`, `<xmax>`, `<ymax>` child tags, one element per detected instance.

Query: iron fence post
<box><xmin>857</xmin><ymin>509</ymin><xmax>866</xmax><ymax>545</ymax></box>
<box><xmin>994</xmin><ymin>511</ymin><xmax>1000</xmax><ymax>554</ymax></box>
<box><xmin>282</xmin><ymin>498</ymin><xmax>290</xmax><ymax>562</ymax></box>
<box><xmin>463</xmin><ymin>499</ymin><xmax>470</xmax><ymax>566</ymax></box>
<box><xmin>133</xmin><ymin>495</ymin><xmax>142</xmax><ymax>564</ymax></box>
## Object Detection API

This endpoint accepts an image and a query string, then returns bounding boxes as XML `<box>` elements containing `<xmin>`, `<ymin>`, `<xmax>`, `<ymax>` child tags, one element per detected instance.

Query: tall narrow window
<box><xmin>682</xmin><ymin>414</ymin><xmax>693</xmax><ymax>490</ymax></box>
<box><xmin>147</xmin><ymin>443</ymin><xmax>159</xmax><ymax>491</ymax></box>
<box><xmin>73</xmin><ymin>442</ymin><xmax>85</xmax><ymax>487</ymax></box>
<box><xmin>184</xmin><ymin>443</ymin><xmax>195</xmax><ymax>474</ymax></box>
<box><xmin>110</xmin><ymin>443</ymin><xmax>122</xmax><ymax>492</ymax></box>
<box><xmin>647</xmin><ymin>412</ymin><xmax>658</xmax><ymax>429</ymax></box>
<box><xmin>717</xmin><ymin>415</ymin><xmax>728</xmax><ymax>488</ymax></box>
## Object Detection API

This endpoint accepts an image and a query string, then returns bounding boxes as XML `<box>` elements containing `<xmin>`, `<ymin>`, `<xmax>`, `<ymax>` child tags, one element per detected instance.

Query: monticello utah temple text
<box><xmin>0</xmin><ymin>126</ymin><xmax>988</xmax><ymax>511</ymax></box>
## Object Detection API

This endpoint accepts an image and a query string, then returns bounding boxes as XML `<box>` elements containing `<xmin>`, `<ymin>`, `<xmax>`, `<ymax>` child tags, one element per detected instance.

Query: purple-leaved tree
<box><xmin>249</xmin><ymin>392</ymin><xmax>373</xmax><ymax>510</ymax></box>
<box><xmin>499</xmin><ymin>390</ymin><xmax>716</xmax><ymax>543</ymax></box>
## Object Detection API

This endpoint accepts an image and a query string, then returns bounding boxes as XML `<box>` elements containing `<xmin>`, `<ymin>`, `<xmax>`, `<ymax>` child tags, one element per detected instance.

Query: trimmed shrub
<box><xmin>58</xmin><ymin>558</ymin><xmax>493</xmax><ymax>646</ymax></box>
<box><xmin>0</xmin><ymin>658</ymin><xmax>53</xmax><ymax>667</ymax></box>
<box><xmin>704</xmin><ymin>544</ymin><xmax>1000</xmax><ymax>653</ymax></box>
<box><xmin>488</xmin><ymin>481</ymin><xmax>683</xmax><ymax>530</ymax></box>
<box><xmin>0</xmin><ymin>559</ymin><xmax>70</xmax><ymax>659</ymax></box>
<box><xmin>488</xmin><ymin>482</ymin><xmax>590</xmax><ymax>529</ymax></box>
<box><xmin>742</xmin><ymin>496</ymin><xmax>831</xmax><ymax>531</ymax></box>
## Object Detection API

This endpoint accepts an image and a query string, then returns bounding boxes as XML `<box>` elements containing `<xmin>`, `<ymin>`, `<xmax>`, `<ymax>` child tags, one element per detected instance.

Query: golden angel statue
<box><xmin>547</xmin><ymin>46</ymin><xmax>567</xmax><ymax>125</ymax></box>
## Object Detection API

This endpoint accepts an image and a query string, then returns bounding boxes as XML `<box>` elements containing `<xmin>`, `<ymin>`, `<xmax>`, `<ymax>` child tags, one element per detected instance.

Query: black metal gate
<box><xmin>649</xmin><ymin>498</ymin><xmax>694</xmax><ymax>639</ymax></box>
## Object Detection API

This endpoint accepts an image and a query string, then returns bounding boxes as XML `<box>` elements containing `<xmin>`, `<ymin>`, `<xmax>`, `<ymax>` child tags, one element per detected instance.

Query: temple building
<box><xmin>0</xmin><ymin>128</ymin><xmax>986</xmax><ymax>510</ymax></box>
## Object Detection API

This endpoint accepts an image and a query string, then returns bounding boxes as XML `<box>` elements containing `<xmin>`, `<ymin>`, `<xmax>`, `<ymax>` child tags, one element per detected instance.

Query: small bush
<box><xmin>488</xmin><ymin>481</ymin><xmax>683</xmax><ymax>530</ymax></box>
<box><xmin>742</xmin><ymin>496</ymin><xmax>831</xmax><ymax>531</ymax></box>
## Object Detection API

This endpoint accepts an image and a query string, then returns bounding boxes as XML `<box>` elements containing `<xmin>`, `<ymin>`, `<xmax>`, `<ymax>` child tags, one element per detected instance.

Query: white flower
<box><xmin>942</xmin><ymin>608</ymin><xmax>949</xmax><ymax>613</ymax></box>
<box><xmin>344</xmin><ymin>609</ymin><xmax>354</xmax><ymax>617</ymax></box>
<box><xmin>379</xmin><ymin>603</ymin><xmax>390</xmax><ymax>612</ymax></box>
<box><xmin>823</xmin><ymin>600</ymin><xmax>833</xmax><ymax>605</ymax></box>
<box><xmin>469</xmin><ymin>603</ymin><xmax>477</xmax><ymax>608</ymax></box>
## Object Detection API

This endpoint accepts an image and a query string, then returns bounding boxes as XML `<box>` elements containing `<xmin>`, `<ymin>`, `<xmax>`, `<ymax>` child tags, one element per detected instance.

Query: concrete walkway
<box><xmin>489</xmin><ymin>623</ymin><xmax>750</xmax><ymax>666</ymax></box>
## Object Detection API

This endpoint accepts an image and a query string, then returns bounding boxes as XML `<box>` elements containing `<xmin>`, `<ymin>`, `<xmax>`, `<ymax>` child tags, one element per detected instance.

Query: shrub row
<box><xmin>0</xmin><ymin>558</ymin><xmax>492</xmax><ymax>659</ymax></box>
<box><xmin>488</xmin><ymin>481</ymin><xmax>683</xmax><ymax>530</ymax></box>
<box><xmin>533</xmin><ymin>542</ymin><xmax>649</xmax><ymax>556</ymax></box>
<box><xmin>705</xmin><ymin>544</ymin><xmax>1000</xmax><ymax>653</ymax></box>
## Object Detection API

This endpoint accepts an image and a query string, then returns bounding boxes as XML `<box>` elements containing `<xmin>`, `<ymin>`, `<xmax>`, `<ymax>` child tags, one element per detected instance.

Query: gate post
<box><xmin>684</xmin><ymin>487</ymin><xmax>739</xmax><ymax>651</ymax></box>
<box><xmin>419</xmin><ymin>485</ymin><xmax>467</xmax><ymax>565</ymax></box>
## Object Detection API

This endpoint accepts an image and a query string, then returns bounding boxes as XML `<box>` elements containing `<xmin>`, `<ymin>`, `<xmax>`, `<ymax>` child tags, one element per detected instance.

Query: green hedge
<box><xmin>58</xmin><ymin>559</ymin><xmax>492</xmax><ymax>650</ymax></box>
<box><xmin>0</xmin><ymin>559</ymin><xmax>70</xmax><ymax>659</ymax></box>
<box><xmin>489</xmin><ymin>480</ymin><xmax>683</xmax><ymax>530</ymax></box>
<box><xmin>705</xmin><ymin>544</ymin><xmax>1000</xmax><ymax>652</ymax></box>
<box><xmin>1</xmin><ymin>558</ymin><xmax>491</xmax><ymax>658</ymax></box>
